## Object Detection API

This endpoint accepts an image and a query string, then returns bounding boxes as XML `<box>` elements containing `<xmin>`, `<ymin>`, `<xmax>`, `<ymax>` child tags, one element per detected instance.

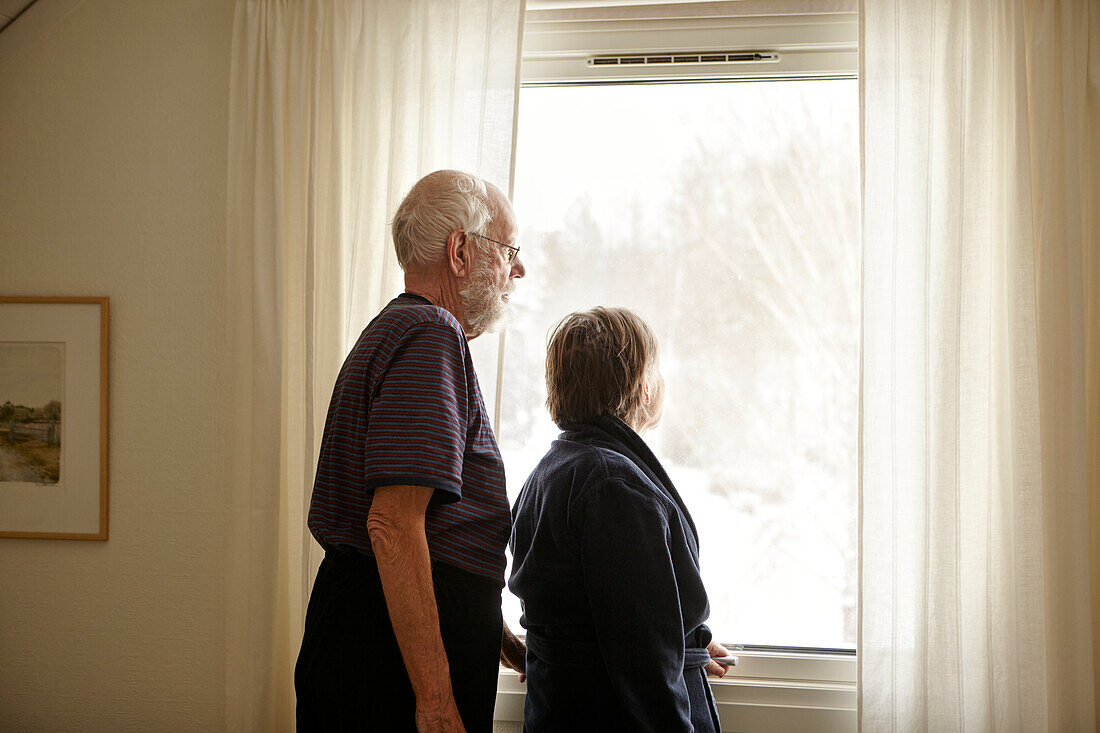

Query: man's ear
<box><xmin>446</xmin><ymin>230</ymin><xmax>469</xmax><ymax>278</ymax></box>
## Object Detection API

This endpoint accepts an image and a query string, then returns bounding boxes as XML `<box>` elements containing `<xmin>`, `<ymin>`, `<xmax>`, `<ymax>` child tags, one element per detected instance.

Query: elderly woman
<box><xmin>509</xmin><ymin>306</ymin><xmax>730</xmax><ymax>732</ymax></box>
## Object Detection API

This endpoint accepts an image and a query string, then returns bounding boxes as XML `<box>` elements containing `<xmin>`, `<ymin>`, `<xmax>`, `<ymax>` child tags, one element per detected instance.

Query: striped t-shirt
<box><xmin>307</xmin><ymin>293</ymin><xmax>511</xmax><ymax>583</ymax></box>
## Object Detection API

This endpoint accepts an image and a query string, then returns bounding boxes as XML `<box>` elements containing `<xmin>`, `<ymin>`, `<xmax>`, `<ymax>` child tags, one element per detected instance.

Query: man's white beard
<box><xmin>459</xmin><ymin>257</ymin><xmax>510</xmax><ymax>335</ymax></box>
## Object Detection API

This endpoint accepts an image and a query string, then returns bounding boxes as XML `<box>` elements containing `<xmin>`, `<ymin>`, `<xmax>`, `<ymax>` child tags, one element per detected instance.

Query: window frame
<box><xmin>493</xmin><ymin>2</ymin><xmax>859</xmax><ymax>729</ymax></box>
<box><xmin>496</xmin><ymin>648</ymin><xmax>856</xmax><ymax>730</ymax></box>
<box><xmin>520</xmin><ymin>0</ymin><xmax>858</xmax><ymax>86</ymax></box>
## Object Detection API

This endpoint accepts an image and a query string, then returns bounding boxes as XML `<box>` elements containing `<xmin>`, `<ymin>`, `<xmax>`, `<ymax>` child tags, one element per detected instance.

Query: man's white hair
<box><xmin>391</xmin><ymin>170</ymin><xmax>496</xmax><ymax>270</ymax></box>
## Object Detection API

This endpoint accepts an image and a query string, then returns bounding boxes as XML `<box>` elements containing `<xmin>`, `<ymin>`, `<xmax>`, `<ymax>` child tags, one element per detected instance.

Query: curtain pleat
<box><xmin>859</xmin><ymin>0</ymin><xmax>1097</xmax><ymax>730</ymax></box>
<box><xmin>225</xmin><ymin>2</ymin><xmax>524</xmax><ymax>729</ymax></box>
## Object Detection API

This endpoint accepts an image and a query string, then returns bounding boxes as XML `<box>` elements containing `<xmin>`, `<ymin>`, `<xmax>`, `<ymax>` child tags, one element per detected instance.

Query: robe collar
<box><xmin>560</xmin><ymin>414</ymin><xmax>700</xmax><ymax>547</ymax></box>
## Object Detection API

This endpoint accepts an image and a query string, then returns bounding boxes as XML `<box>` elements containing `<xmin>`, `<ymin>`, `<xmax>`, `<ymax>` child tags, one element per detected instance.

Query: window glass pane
<box><xmin>501</xmin><ymin>80</ymin><xmax>859</xmax><ymax>649</ymax></box>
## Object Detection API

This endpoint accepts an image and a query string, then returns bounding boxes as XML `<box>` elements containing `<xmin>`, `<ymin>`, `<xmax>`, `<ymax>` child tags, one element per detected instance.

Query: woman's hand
<box><xmin>705</xmin><ymin>639</ymin><xmax>733</xmax><ymax>677</ymax></box>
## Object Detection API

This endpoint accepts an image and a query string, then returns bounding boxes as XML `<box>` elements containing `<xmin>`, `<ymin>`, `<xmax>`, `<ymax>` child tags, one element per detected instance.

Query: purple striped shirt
<box><xmin>307</xmin><ymin>293</ymin><xmax>511</xmax><ymax>583</ymax></box>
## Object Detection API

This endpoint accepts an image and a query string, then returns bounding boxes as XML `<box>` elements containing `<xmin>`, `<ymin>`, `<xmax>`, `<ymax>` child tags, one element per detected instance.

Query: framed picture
<box><xmin>0</xmin><ymin>297</ymin><xmax>109</xmax><ymax>540</ymax></box>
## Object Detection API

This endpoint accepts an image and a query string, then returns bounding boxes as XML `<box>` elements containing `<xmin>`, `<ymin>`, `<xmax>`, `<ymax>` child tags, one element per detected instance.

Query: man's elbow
<box><xmin>367</xmin><ymin>485</ymin><xmax>431</xmax><ymax>558</ymax></box>
<box><xmin>366</xmin><ymin>509</ymin><xmax>406</xmax><ymax>557</ymax></box>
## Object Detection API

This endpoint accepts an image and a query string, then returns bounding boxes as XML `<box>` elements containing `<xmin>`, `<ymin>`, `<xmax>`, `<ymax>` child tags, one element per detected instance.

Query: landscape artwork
<box><xmin>0</xmin><ymin>342</ymin><xmax>63</xmax><ymax>485</ymax></box>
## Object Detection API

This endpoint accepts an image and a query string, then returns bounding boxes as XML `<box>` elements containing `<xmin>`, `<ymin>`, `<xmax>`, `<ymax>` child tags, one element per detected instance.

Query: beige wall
<box><xmin>0</xmin><ymin>1</ymin><xmax>232</xmax><ymax>730</ymax></box>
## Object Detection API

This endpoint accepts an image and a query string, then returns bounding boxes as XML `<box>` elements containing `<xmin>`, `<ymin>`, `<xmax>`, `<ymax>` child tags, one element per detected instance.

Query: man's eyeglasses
<box><xmin>469</xmin><ymin>231</ymin><xmax>520</xmax><ymax>263</ymax></box>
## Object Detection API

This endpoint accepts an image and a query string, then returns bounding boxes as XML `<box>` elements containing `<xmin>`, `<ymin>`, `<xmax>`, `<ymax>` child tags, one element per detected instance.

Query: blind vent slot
<box><xmin>586</xmin><ymin>51</ymin><xmax>780</xmax><ymax>68</ymax></box>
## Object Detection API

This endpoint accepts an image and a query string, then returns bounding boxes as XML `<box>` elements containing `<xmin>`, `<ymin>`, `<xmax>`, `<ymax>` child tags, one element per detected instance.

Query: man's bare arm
<box><xmin>367</xmin><ymin>484</ymin><xmax>464</xmax><ymax>733</ymax></box>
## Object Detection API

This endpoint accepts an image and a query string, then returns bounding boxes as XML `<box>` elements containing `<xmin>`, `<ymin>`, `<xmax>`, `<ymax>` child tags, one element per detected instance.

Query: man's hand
<box><xmin>705</xmin><ymin>639</ymin><xmax>732</xmax><ymax>677</ymax></box>
<box><xmin>499</xmin><ymin>622</ymin><xmax>527</xmax><ymax>682</ymax></box>
<box><xmin>415</xmin><ymin>698</ymin><xmax>467</xmax><ymax>733</ymax></box>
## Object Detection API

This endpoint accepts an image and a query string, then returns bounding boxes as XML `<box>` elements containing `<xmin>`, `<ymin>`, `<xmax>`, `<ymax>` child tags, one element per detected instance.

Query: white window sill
<box><xmin>494</xmin><ymin>649</ymin><xmax>856</xmax><ymax>733</ymax></box>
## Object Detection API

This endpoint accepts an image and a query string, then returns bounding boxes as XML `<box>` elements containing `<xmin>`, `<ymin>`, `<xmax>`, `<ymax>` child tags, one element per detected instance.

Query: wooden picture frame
<box><xmin>0</xmin><ymin>297</ymin><xmax>109</xmax><ymax>540</ymax></box>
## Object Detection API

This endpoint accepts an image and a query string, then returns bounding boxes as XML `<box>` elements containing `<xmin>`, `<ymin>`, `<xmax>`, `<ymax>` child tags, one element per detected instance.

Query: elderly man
<box><xmin>295</xmin><ymin>170</ymin><xmax>527</xmax><ymax>733</ymax></box>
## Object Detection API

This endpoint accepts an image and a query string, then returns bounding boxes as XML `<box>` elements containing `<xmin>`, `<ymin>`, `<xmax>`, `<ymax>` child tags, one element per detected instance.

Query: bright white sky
<box><xmin>513</xmin><ymin>81</ymin><xmax>852</xmax><ymax>234</ymax></box>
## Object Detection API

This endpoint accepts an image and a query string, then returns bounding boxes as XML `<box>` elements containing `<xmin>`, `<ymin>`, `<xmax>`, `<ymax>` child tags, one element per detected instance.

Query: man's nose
<box><xmin>510</xmin><ymin>257</ymin><xmax>526</xmax><ymax>279</ymax></box>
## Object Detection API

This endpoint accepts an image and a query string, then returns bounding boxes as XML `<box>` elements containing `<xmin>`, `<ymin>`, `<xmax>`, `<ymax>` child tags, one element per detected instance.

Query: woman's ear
<box><xmin>447</xmin><ymin>230</ymin><xmax>469</xmax><ymax>277</ymax></box>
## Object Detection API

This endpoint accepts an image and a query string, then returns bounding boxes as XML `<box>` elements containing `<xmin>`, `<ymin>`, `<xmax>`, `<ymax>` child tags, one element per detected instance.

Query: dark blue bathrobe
<box><xmin>509</xmin><ymin>415</ymin><xmax>721</xmax><ymax>732</ymax></box>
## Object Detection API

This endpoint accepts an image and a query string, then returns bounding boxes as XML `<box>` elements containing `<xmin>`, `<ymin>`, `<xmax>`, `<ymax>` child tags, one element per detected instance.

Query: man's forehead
<box><xmin>488</xmin><ymin>191</ymin><xmax>518</xmax><ymax>240</ymax></box>
<box><xmin>484</xmin><ymin>179</ymin><xmax>505</xmax><ymax>199</ymax></box>
<box><xmin>496</xmin><ymin>213</ymin><xmax>518</xmax><ymax>243</ymax></box>
<box><xmin>486</xmin><ymin>186</ymin><xmax>510</xmax><ymax>214</ymax></box>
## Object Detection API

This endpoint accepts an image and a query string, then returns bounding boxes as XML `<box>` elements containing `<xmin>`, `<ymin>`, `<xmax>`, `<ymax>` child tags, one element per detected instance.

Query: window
<box><xmin>489</xmin><ymin>3</ymin><xmax>859</xmax><ymax>729</ymax></box>
<box><xmin>500</xmin><ymin>78</ymin><xmax>859</xmax><ymax>648</ymax></box>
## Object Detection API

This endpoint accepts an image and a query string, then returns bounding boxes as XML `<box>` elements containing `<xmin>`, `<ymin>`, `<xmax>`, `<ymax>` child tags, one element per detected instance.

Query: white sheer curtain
<box><xmin>859</xmin><ymin>0</ymin><xmax>1098</xmax><ymax>730</ymax></box>
<box><xmin>224</xmin><ymin>1</ymin><xmax>524</xmax><ymax>730</ymax></box>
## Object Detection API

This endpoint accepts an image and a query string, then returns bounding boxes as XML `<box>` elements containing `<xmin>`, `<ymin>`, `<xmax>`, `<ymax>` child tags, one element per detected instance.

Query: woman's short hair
<box><xmin>545</xmin><ymin>306</ymin><xmax>661</xmax><ymax>429</ymax></box>
<box><xmin>390</xmin><ymin>170</ymin><xmax>495</xmax><ymax>270</ymax></box>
